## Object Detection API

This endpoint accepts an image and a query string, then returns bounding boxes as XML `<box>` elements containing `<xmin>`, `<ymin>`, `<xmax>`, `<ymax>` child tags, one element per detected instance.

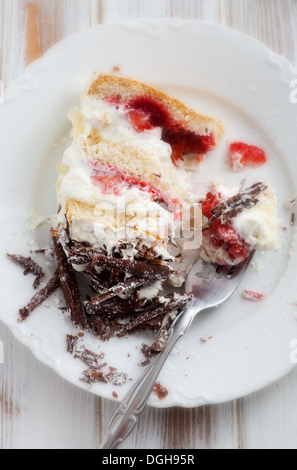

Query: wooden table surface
<box><xmin>1</xmin><ymin>0</ymin><xmax>297</xmax><ymax>450</ymax></box>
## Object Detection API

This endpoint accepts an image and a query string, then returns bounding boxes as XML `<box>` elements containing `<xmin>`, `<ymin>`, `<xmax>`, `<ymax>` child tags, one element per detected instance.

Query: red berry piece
<box><xmin>242</xmin><ymin>290</ymin><xmax>265</xmax><ymax>302</ymax></box>
<box><xmin>126</xmin><ymin>109</ymin><xmax>154</xmax><ymax>132</ymax></box>
<box><xmin>230</xmin><ymin>142</ymin><xmax>267</xmax><ymax>171</ymax></box>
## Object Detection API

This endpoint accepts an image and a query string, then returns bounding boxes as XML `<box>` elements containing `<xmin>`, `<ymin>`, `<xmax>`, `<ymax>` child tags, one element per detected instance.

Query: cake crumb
<box><xmin>242</xmin><ymin>290</ymin><xmax>265</xmax><ymax>302</ymax></box>
<box><xmin>200</xmin><ymin>336</ymin><xmax>213</xmax><ymax>343</ymax></box>
<box><xmin>153</xmin><ymin>382</ymin><xmax>168</xmax><ymax>400</ymax></box>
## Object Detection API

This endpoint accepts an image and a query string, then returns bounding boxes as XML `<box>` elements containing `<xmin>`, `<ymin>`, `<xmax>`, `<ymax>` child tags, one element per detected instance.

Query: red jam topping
<box><xmin>202</xmin><ymin>191</ymin><xmax>222</xmax><ymax>219</ymax></box>
<box><xmin>230</xmin><ymin>142</ymin><xmax>267</xmax><ymax>171</ymax></box>
<box><xmin>208</xmin><ymin>219</ymin><xmax>249</xmax><ymax>262</ymax></box>
<box><xmin>90</xmin><ymin>161</ymin><xmax>181</xmax><ymax>215</ymax></box>
<box><xmin>202</xmin><ymin>191</ymin><xmax>249</xmax><ymax>263</ymax></box>
<box><xmin>106</xmin><ymin>95</ymin><xmax>215</xmax><ymax>166</ymax></box>
<box><xmin>126</xmin><ymin>109</ymin><xmax>154</xmax><ymax>132</ymax></box>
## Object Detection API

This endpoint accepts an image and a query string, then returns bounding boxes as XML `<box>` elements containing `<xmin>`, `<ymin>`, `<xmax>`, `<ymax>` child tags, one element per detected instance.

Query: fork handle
<box><xmin>99</xmin><ymin>304</ymin><xmax>198</xmax><ymax>449</ymax></box>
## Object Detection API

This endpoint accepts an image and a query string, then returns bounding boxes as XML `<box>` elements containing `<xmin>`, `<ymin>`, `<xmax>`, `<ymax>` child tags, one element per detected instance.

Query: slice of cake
<box><xmin>56</xmin><ymin>73</ymin><xmax>224</xmax><ymax>265</ymax></box>
<box><xmin>52</xmin><ymin>73</ymin><xmax>224</xmax><ymax>345</ymax></box>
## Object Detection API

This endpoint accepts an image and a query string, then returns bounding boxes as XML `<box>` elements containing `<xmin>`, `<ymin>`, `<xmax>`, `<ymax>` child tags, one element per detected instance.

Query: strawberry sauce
<box><xmin>202</xmin><ymin>191</ymin><xmax>250</xmax><ymax>263</ymax></box>
<box><xmin>106</xmin><ymin>95</ymin><xmax>215</xmax><ymax>166</ymax></box>
<box><xmin>90</xmin><ymin>161</ymin><xmax>181</xmax><ymax>215</ymax></box>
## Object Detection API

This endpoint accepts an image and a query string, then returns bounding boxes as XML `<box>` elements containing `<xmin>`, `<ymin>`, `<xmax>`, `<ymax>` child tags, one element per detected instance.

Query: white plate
<box><xmin>1</xmin><ymin>19</ymin><xmax>297</xmax><ymax>408</ymax></box>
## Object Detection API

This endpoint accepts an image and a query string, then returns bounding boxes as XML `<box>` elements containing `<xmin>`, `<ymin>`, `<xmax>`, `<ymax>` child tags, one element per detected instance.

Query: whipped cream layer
<box><xmin>232</xmin><ymin>188</ymin><xmax>279</xmax><ymax>251</ymax></box>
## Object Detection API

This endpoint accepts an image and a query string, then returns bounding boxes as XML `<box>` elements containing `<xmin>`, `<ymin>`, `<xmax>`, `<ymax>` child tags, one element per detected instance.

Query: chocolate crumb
<box><xmin>81</xmin><ymin>368</ymin><xmax>108</xmax><ymax>384</ymax></box>
<box><xmin>74</xmin><ymin>346</ymin><xmax>105</xmax><ymax>368</ymax></box>
<box><xmin>67</xmin><ymin>335</ymin><xmax>78</xmax><ymax>354</ymax></box>
<box><xmin>153</xmin><ymin>382</ymin><xmax>168</xmax><ymax>400</ymax></box>
<box><xmin>112</xmin><ymin>391</ymin><xmax>119</xmax><ymax>399</ymax></box>
<box><xmin>71</xmin><ymin>342</ymin><xmax>129</xmax><ymax>386</ymax></box>
<box><xmin>200</xmin><ymin>336</ymin><xmax>213</xmax><ymax>343</ymax></box>
<box><xmin>106</xmin><ymin>371</ymin><xmax>129</xmax><ymax>386</ymax></box>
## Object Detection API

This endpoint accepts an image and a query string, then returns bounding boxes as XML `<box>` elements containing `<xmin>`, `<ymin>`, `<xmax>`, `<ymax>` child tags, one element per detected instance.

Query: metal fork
<box><xmin>99</xmin><ymin>251</ymin><xmax>255</xmax><ymax>449</ymax></box>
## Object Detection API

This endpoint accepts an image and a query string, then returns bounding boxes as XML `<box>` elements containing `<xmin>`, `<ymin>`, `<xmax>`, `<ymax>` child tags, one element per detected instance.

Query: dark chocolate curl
<box><xmin>52</xmin><ymin>235</ymin><xmax>86</xmax><ymax>326</ymax></box>
<box><xmin>19</xmin><ymin>273</ymin><xmax>60</xmax><ymax>321</ymax></box>
<box><xmin>91</xmin><ymin>254</ymin><xmax>170</xmax><ymax>280</ymax></box>
<box><xmin>208</xmin><ymin>182</ymin><xmax>268</xmax><ymax>225</ymax></box>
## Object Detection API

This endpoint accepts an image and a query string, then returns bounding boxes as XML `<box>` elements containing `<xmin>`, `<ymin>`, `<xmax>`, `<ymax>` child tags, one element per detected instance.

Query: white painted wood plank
<box><xmin>102</xmin><ymin>0</ymin><xmax>223</xmax><ymax>23</ymax></box>
<box><xmin>239</xmin><ymin>368</ymin><xmax>297</xmax><ymax>449</ymax></box>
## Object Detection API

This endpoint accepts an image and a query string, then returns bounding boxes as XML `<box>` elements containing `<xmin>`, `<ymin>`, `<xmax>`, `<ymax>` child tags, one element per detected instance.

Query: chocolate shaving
<box><xmin>91</xmin><ymin>254</ymin><xmax>170</xmax><ymax>280</ymax></box>
<box><xmin>67</xmin><ymin>246</ymin><xmax>170</xmax><ymax>280</ymax></box>
<box><xmin>207</xmin><ymin>182</ymin><xmax>268</xmax><ymax>225</ymax></box>
<box><xmin>74</xmin><ymin>346</ymin><xmax>105</xmax><ymax>368</ymax></box>
<box><xmin>140</xmin><ymin>295</ymin><xmax>191</xmax><ymax>365</ymax></box>
<box><xmin>141</xmin><ymin>344</ymin><xmax>158</xmax><ymax>365</ymax></box>
<box><xmin>140</xmin><ymin>323</ymin><xmax>172</xmax><ymax>366</ymax></box>
<box><xmin>106</xmin><ymin>371</ymin><xmax>129</xmax><ymax>386</ymax></box>
<box><xmin>7</xmin><ymin>253</ymin><xmax>45</xmax><ymax>289</ymax></box>
<box><xmin>84</xmin><ymin>266</ymin><xmax>109</xmax><ymax>293</ymax></box>
<box><xmin>111</xmin><ymin>242</ymin><xmax>134</xmax><ymax>258</ymax></box>
<box><xmin>82</xmin><ymin>368</ymin><xmax>129</xmax><ymax>386</ymax></box>
<box><xmin>87</xmin><ymin>315</ymin><xmax>123</xmax><ymax>341</ymax></box>
<box><xmin>149</xmin><ymin>325</ymin><xmax>170</xmax><ymax>353</ymax></box>
<box><xmin>72</xmin><ymin>343</ymin><xmax>129</xmax><ymax>385</ymax></box>
<box><xmin>62</xmin><ymin>224</ymin><xmax>170</xmax><ymax>280</ymax></box>
<box><xmin>59</xmin><ymin>226</ymin><xmax>73</xmax><ymax>255</ymax></box>
<box><xmin>88</xmin><ymin>277</ymin><xmax>148</xmax><ymax>306</ymax></box>
<box><xmin>9</xmin><ymin>220</ymin><xmax>193</xmax><ymax>383</ymax></box>
<box><xmin>81</xmin><ymin>369</ymin><xmax>108</xmax><ymax>384</ymax></box>
<box><xmin>52</xmin><ymin>234</ymin><xmax>86</xmax><ymax>327</ymax></box>
<box><xmin>142</xmin><ymin>315</ymin><xmax>164</xmax><ymax>331</ymax></box>
<box><xmin>19</xmin><ymin>273</ymin><xmax>60</xmax><ymax>321</ymax></box>
<box><xmin>123</xmin><ymin>293</ymin><xmax>191</xmax><ymax>335</ymax></box>
<box><xmin>85</xmin><ymin>297</ymin><xmax>134</xmax><ymax>317</ymax></box>
<box><xmin>85</xmin><ymin>292</ymin><xmax>191</xmax><ymax>345</ymax></box>
<box><xmin>67</xmin><ymin>335</ymin><xmax>78</xmax><ymax>354</ymax></box>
